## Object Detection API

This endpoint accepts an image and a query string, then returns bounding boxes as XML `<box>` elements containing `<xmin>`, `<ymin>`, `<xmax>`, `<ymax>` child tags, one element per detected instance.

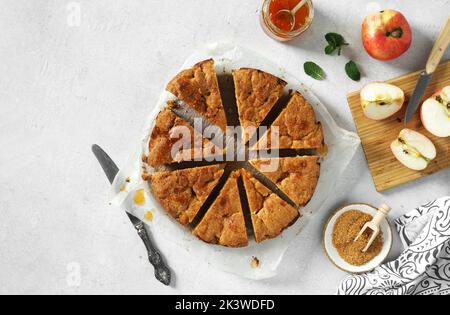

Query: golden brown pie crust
<box><xmin>254</xmin><ymin>91</ymin><xmax>324</xmax><ymax>150</ymax></box>
<box><xmin>233</xmin><ymin>68</ymin><xmax>286</xmax><ymax>143</ymax></box>
<box><xmin>241</xmin><ymin>169</ymin><xmax>300</xmax><ymax>243</ymax></box>
<box><xmin>150</xmin><ymin>164</ymin><xmax>225</xmax><ymax>226</ymax></box>
<box><xmin>146</xmin><ymin>59</ymin><xmax>325</xmax><ymax>248</ymax></box>
<box><xmin>193</xmin><ymin>171</ymin><xmax>248</xmax><ymax>247</ymax></box>
<box><xmin>166</xmin><ymin>59</ymin><xmax>227</xmax><ymax>131</ymax></box>
<box><xmin>148</xmin><ymin>104</ymin><xmax>222</xmax><ymax>167</ymax></box>
<box><xmin>250</xmin><ymin>156</ymin><xmax>320</xmax><ymax>207</ymax></box>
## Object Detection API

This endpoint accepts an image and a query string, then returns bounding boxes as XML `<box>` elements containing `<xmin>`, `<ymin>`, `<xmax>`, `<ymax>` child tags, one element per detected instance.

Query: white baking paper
<box><xmin>110</xmin><ymin>43</ymin><xmax>361</xmax><ymax>280</ymax></box>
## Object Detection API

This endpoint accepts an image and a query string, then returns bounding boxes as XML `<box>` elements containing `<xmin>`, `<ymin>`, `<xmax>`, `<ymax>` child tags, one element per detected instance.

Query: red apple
<box><xmin>362</xmin><ymin>9</ymin><xmax>412</xmax><ymax>61</ymax></box>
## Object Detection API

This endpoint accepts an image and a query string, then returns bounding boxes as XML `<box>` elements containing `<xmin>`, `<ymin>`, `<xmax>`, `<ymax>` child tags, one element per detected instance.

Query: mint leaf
<box><xmin>345</xmin><ymin>61</ymin><xmax>361</xmax><ymax>81</ymax></box>
<box><xmin>325</xmin><ymin>32</ymin><xmax>349</xmax><ymax>56</ymax></box>
<box><xmin>325</xmin><ymin>45</ymin><xmax>336</xmax><ymax>55</ymax></box>
<box><xmin>325</xmin><ymin>33</ymin><xmax>347</xmax><ymax>47</ymax></box>
<box><xmin>304</xmin><ymin>62</ymin><xmax>326</xmax><ymax>80</ymax></box>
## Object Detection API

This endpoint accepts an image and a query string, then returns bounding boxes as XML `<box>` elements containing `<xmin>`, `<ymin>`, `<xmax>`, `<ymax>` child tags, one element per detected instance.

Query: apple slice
<box><xmin>391</xmin><ymin>129</ymin><xmax>436</xmax><ymax>171</ymax></box>
<box><xmin>421</xmin><ymin>86</ymin><xmax>450</xmax><ymax>138</ymax></box>
<box><xmin>361</xmin><ymin>83</ymin><xmax>405</xmax><ymax>120</ymax></box>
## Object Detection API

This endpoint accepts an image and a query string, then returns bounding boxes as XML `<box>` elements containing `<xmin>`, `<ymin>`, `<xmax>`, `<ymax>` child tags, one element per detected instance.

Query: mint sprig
<box><xmin>325</xmin><ymin>33</ymin><xmax>349</xmax><ymax>56</ymax></box>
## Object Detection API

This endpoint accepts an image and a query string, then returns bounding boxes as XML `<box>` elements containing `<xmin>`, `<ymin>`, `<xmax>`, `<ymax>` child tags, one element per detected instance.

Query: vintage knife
<box><xmin>92</xmin><ymin>144</ymin><xmax>171</xmax><ymax>286</ymax></box>
<box><xmin>405</xmin><ymin>17</ymin><xmax>450</xmax><ymax>124</ymax></box>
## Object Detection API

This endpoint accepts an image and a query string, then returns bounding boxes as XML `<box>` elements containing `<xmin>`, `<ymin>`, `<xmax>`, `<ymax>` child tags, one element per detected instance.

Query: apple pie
<box><xmin>232</xmin><ymin>68</ymin><xmax>287</xmax><ymax>143</ymax></box>
<box><xmin>166</xmin><ymin>59</ymin><xmax>227</xmax><ymax>131</ymax></box>
<box><xmin>193</xmin><ymin>171</ymin><xmax>248</xmax><ymax>247</ymax></box>
<box><xmin>150</xmin><ymin>164</ymin><xmax>225</xmax><ymax>225</ymax></box>
<box><xmin>254</xmin><ymin>91</ymin><xmax>324</xmax><ymax>150</ymax></box>
<box><xmin>148</xmin><ymin>104</ymin><xmax>222</xmax><ymax>167</ymax></box>
<box><xmin>241</xmin><ymin>169</ymin><xmax>300</xmax><ymax>243</ymax></box>
<box><xmin>146</xmin><ymin>59</ymin><xmax>324</xmax><ymax>248</ymax></box>
<box><xmin>250</xmin><ymin>156</ymin><xmax>320</xmax><ymax>207</ymax></box>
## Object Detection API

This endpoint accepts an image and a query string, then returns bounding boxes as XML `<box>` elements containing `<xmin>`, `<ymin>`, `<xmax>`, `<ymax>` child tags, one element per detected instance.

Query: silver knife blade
<box><xmin>92</xmin><ymin>144</ymin><xmax>119</xmax><ymax>185</ymax></box>
<box><xmin>91</xmin><ymin>144</ymin><xmax>171</xmax><ymax>285</ymax></box>
<box><xmin>405</xmin><ymin>71</ymin><xmax>432</xmax><ymax>124</ymax></box>
<box><xmin>91</xmin><ymin>144</ymin><xmax>140</xmax><ymax>226</ymax></box>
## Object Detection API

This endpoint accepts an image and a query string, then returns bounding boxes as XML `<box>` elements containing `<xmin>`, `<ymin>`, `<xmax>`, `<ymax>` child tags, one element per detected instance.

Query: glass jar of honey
<box><xmin>260</xmin><ymin>0</ymin><xmax>314</xmax><ymax>42</ymax></box>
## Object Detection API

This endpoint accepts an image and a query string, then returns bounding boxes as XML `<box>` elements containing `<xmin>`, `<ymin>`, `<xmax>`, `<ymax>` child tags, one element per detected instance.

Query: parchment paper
<box><xmin>110</xmin><ymin>43</ymin><xmax>361</xmax><ymax>280</ymax></box>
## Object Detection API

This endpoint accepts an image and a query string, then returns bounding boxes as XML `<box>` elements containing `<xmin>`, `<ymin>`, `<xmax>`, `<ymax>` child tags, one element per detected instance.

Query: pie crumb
<box><xmin>134</xmin><ymin>189</ymin><xmax>146</xmax><ymax>206</ymax></box>
<box><xmin>251</xmin><ymin>256</ymin><xmax>260</xmax><ymax>268</ymax></box>
<box><xmin>318</xmin><ymin>144</ymin><xmax>328</xmax><ymax>156</ymax></box>
<box><xmin>144</xmin><ymin>210</ymin><xmax>154</xmax><ymax>222</ymax></box>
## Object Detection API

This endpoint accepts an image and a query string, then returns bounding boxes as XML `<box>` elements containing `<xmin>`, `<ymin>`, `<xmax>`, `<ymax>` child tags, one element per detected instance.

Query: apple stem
<box><xmin>386</xmin><ymin>28</ymin><xmax>403</xmax><ymax>38</ymax></box>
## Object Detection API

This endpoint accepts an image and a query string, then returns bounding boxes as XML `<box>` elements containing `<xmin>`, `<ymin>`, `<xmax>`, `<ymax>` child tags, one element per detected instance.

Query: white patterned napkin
<box><xmin>337</xmin><ymin>197</ymin><xmax>450</xmax><ymax>295</ymax></box>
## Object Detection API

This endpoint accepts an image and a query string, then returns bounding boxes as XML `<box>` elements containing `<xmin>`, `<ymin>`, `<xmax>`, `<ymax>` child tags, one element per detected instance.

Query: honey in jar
<box><xmin>260</xmin><ymin>0</ymin><xmax>314</xmax><ymax>42</ymax></box>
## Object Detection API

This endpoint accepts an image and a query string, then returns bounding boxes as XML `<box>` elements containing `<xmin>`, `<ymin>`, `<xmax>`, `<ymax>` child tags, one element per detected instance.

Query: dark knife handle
<box><xmin>135</xmin><ymin>222</ymin><xmax>171</xmax><ymax>286</ymax></box>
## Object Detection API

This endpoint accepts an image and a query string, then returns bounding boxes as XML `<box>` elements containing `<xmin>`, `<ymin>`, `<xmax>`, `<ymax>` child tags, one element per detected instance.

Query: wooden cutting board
<box><xmin>347</xmin><ymin>60</ymin><xmax>450</xmax><ymax>192</ymax></box>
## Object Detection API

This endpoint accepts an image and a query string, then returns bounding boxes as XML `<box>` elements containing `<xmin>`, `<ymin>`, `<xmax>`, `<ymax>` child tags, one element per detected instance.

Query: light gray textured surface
<box><xmin>0</xmin><ymin>0</ymin><xmax>449</xmax><ymax>295</ymax></box>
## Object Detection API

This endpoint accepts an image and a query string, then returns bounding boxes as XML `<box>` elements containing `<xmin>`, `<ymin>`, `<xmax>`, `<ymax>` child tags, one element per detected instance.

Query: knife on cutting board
<box><xmin>92</xmin><ymin>144</ymin><xmax>171</xmax><ymax>286</ymax></box>
<box><xmin>405</xmin><ymin>16</ymin><xmax>450</xmax><ymax>124</ymax></box>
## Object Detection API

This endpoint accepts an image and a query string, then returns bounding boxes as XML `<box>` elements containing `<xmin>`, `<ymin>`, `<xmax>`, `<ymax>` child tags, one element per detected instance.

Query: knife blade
<box><xmin>404</xmin><ymin>71</ymin><xmax>432</xmax><ymax>124</ymax></box>
<box><xmin>92</xmin><ymin>144</ymin><xmax>171</xmax><ymax>286</ymax></box>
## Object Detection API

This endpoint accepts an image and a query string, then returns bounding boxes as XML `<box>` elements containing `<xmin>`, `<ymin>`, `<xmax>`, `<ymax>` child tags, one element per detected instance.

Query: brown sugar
<box><xmin>332</xmin><ymin>210</ymin><xmax>383</xmax><ymax>266</ymax></box>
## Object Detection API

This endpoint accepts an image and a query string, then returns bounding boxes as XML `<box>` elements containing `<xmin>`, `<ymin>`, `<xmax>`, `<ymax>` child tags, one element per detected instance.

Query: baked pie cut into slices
<box><xmin>233</xmin><ymin>68</ymin><xmax>286</xmax><ymax>143</ymax></box>
<box><xmin>250</xmin><ymin>156</ymin><xmax>320</xmax><ymax>207</ymax></box>
<box><xmin>150</xmin><ymin>164</ymin><xmax>225</xmax><ymax>226</ymax></box>
<box><xmin>166</xmin><ymin>59</ymin><xmax>227</xmax><ymax>131</ymax></box>
<box><xmin>193</xmin><ymin>171</ymin><xmax>248</xmax><ymax>247</ymax></box>
<box><xmin>145</xmin><ymin>59</ymin><xmax>325</xmax><ymax>248</ymax></box>
<box><xmin>148</xmin><ymin>104</ymin><xmax>223</xmax><ymax>167</ymax></box>
<box><xmin>254</xmin><ymin>91</ymin><xmax>324</xmax><ymax>150</ymax></box>
<box><xmin>241</xmin><ymin>169</ymin><xmax>300</xmax><ymax>243</ymax></box>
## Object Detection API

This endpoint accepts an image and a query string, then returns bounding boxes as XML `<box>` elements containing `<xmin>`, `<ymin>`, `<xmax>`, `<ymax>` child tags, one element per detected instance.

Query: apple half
<box><xmin>361</xmin><ymin>83</ymin><xmax>405</xmax><ymax>120</ymax></box>
<box><xmin>391</xmin><ymin>129</ymin><xmax>436</xmax><ymax>171</ymax></box>
<box><xmin>421</xmin><ymin>86</ymin><xmax>450</xmax><ymax>138</ymax></box>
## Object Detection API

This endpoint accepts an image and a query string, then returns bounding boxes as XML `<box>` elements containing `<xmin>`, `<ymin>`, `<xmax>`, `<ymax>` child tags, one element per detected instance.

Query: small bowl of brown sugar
<box><xmin>322</xmin><ymin>203</ymin><xmax>393</xmax><ymax>274</ymax></box>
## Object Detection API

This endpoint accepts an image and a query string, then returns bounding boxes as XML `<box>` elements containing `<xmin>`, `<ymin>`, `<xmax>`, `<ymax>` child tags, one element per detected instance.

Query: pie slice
<box><xmin>166</xmin><ymin>59</ymin><xmax>227</xmax><ymax>131</ymax></box>
<box><xmin>241</xmin><ymin>169</ymin><xmax>300</xmax><ymax>243</ymax></box>
<box><xmin>148</xmin><ymin>104</ymin><xmax>223</xmax><ymax>167</ymax></box>
<box><xmin>250</xmin><ymin>156</ymin><xmax>320</xmax><ymax>207</ymax></box>
<box><xmin>193</xmin><ymin>171</ymin><xmax>248</xmax><ymax>247</ymax></box>
<box><xmin>254</xmin><ymin>91</ymin><xmax>324</xmax><ymax>150</ymax></box>
<box><xmin>233</xmin><ymin>68</ymin><xmax>286</xmax><ymax>143</ymax></box>
<box><xmin>150</xmin><ymin>164</ymin><xmax>225</xmax><ymax>226</ymax></box>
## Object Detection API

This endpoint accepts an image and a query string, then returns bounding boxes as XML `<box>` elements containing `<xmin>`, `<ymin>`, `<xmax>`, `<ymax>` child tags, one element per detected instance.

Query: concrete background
<box><xmin>0</xmin><ymin>0</ymin><xmax>449</xmax><ymax>294</ymax></box>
